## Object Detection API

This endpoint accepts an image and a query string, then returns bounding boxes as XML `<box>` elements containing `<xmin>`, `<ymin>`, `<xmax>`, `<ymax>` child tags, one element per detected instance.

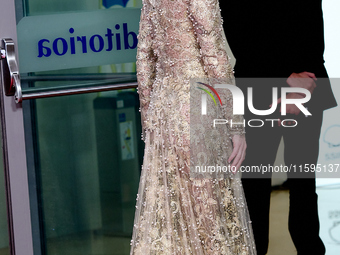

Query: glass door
<box><xmin>0</xmin><ymin>1</ymin><xmax>143</xmax><ymax>254</ymax></box>
<box><xmin>0</xmin><ymin>130</ymin><xmax>10</xmax><ymax>255</ymax></box>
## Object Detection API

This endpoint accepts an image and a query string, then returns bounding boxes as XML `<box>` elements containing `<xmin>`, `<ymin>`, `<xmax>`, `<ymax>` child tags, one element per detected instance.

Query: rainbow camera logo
<box><xmin>196</xmin><ymin>82</ymin><xmax>223</xmax><ymax>115</ymax></box>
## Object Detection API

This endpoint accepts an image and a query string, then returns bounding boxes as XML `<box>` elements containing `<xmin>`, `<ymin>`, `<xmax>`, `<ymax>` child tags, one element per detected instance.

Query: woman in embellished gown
<box><xmin>130</xmin><ymin>0</ymin><xmax>256</xmax><ymax>254</ymax></box>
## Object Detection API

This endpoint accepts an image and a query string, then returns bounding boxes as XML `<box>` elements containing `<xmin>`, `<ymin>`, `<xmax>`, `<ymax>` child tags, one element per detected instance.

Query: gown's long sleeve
<box><xmin>136</xmin><ymin>0</ymin><xmax>157</xmax><ymax>140</ymax></box>
<box><xmin>189</xmin><ymin>0</ymin><xmax>245</xmax><ymax>136</ymax></box>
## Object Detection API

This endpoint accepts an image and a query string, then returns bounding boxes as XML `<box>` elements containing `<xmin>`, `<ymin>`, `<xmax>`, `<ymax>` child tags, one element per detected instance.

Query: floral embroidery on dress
<box><xmin>130</xmin><ymin>0</ymin><xmax>256</xmax><ymax>254</ymax></box>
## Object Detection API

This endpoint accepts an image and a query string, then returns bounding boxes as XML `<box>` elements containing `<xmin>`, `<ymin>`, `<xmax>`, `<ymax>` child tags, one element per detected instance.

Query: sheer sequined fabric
<box><xmin>130</xmin><ymin>0</ymin><xmax>256</xmax><ymax>254</ymax></box>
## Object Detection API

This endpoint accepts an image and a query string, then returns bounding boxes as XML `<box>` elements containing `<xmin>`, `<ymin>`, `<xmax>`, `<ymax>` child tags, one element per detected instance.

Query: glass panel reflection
<box><xmin>25</xmin><ymin>0</ymin><xmax>141</xmax><ymax>16</ymax></box>
<box><xmin>18</xmin><ymin>0</ymin><xmax>142</xmax><ymax>91</ymax></box>
<box><xmin>17</xmin><ymin>1</ymin><xmax>143</xmax><ymax>254</ymax></box>
<box><xmin>29</xmin><ymin>89</ymin><xmax>143</xmax><ymax>254</ymax></box>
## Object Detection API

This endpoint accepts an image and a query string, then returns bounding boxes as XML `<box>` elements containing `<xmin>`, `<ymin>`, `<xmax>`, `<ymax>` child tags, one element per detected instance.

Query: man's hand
<box><xmin>270</xmin><ymin>71</ymin><xmax>316</xmax><ymax>126</ymax></box>
<box><xmin>277</xmin><ymin>92</ymin><xmax>306</xmax><ymax>116</ymax></box>
<box><xmin>286</xmin><ymin>71</ymin><xmax>317</xmax><ymax>94</ymax></box>
<box><xmin>228</xmin><ymin>135</ymin><xmax>246</xmax><ymax>172</ymax></box>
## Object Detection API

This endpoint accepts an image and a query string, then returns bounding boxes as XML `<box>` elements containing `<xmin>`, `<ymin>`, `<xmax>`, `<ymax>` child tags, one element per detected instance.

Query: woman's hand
<box><xmin>228</xmin><ymin>135</ymin><xmax>246</xmax><ymax>172</ymax></box>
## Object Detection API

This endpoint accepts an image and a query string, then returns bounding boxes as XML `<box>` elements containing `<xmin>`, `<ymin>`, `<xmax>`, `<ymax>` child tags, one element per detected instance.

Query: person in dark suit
<box><xmin>220</xmin><ymin>1</ymin><xmax>337</xmax><ymax>254</ymax></box>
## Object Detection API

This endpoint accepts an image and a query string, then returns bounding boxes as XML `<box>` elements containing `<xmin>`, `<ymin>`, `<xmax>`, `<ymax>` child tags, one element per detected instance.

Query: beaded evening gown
<box><xmin>130</xmin><ymin>0</ymin><xmax>256</xmax><ymax>254</ymax></box>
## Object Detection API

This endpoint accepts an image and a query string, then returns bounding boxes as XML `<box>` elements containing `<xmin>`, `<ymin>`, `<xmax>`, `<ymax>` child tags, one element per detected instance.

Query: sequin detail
<box><xmin>130</xmin><ymin>0</ymin><xmax>256</xmax><ymax>254</ymax></box>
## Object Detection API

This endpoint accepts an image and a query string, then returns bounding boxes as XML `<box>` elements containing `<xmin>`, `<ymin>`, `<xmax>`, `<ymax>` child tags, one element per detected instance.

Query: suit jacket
<box><xmin>220</xmin><ymin>0</ymin><xmax>337</xmax><ymax>112</ymax></box>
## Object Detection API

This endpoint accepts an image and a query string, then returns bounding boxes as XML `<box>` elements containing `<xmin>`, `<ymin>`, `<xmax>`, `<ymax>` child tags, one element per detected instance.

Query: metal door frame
<box><xmin>0</xmin><ymin>1</ymin><xmax>139</xmax><ymax>254</ymax></box>
<box><xmin>0</xmin><ymin>0</ymin><xmax>34</xmax><ymax>254</ymax></box>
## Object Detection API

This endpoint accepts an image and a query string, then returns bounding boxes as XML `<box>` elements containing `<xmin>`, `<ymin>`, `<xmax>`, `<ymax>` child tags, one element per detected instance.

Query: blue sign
<box><xmin>37</xmin><ymin>23</ymin><xmax>137</xmax><ymax>58</ymax></box>
<box><xmin>17</xmin><ymin>8</ymin><xmax>141</xmax><ymax>73</ymax></box>
<box><xmin>119</xmin><ymin>113</ymin><xmax>126</xmax><ymax>122</ymax></box>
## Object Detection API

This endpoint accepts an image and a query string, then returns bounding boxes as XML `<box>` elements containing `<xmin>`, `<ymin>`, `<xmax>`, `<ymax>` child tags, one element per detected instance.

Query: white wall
<box><xmin>317</xmin><ymin>2</ymin><xmax>340</xmax><ymax>254</ymax></box>
<box><xmin>317</xmin><ymin>0</ymin><xmax>340</xmax><ymax>186</ymax></box>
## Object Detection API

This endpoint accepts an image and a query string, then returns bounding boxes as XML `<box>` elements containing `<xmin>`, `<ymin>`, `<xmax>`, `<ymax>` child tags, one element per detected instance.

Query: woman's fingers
<box><xmin>228</xmin><ymin>140</ymin><xmax>239</xmax><ymax>164</ymax></box>
<box><xmin>234</xmin><ymin>148</ymin><xmax>246</xmax><ymax>172</ymax></box>
<box><xmin>229</xmin><ymin>135</ymin><xmax>247</xmax><ymax>172</ymax></box>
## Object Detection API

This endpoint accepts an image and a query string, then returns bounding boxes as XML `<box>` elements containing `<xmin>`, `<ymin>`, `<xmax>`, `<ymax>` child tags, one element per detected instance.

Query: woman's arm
<box><xmin>189</xmin><ymin>0</ymin><xmax>244</xmax><ymax>134</ymax></box>
<box><xmin>137</xmin><ymin>0</ymin><xmax>157</xmax><ymax>141</ymax></box>
<box><xmin>189</xmin><ymin>0</ymin><xmax>246</xmax><ymax>169</ymax></box>
<box><xmin>189</xmin><ymin>0</ymin><xmax>232</xmax><ymax>78</ymax></box>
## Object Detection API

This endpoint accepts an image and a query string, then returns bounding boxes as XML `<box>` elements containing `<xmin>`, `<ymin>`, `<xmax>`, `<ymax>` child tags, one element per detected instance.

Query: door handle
<box><xmin>1</xmin><ymin>38</ymin><xmax>138</xmax><ymax>102</ymax></box>
<box><xmin>1</xmin><ymin>38</ymin><xmax>22</xmax><ymax>103</ymax></box>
